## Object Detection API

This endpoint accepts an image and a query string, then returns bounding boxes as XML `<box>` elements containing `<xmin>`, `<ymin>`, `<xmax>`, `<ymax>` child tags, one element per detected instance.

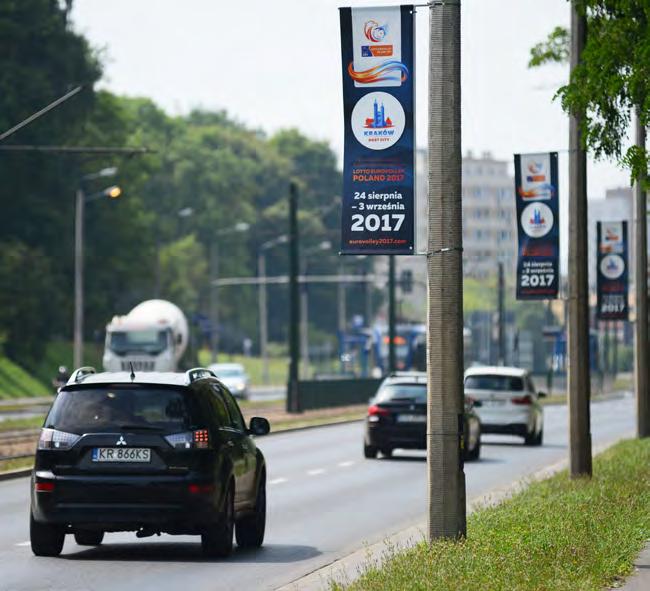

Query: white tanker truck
<box><xmin>102</xmin><ymin>300</ymin><xmax>189</xmax><ymax>372</ymax></box>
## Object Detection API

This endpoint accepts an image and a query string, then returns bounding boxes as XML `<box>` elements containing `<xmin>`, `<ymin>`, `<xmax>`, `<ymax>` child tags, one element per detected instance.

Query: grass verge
<box><xmin>0</xmin><ymin>356</ymin><xmax>49</xmax><ymax>399</ymax></box>
<box><xmin>0</xmin><ymin>415</ymin><xmax>45</xmax><ymax>433</ymax></box>
<box><xmin>334</xmin><ymin>438</ymin><xmax>650</xmax><ymax>591</ymax></box>
<box><xmin>0</xmin><ymin>456</ymin><xmax>34</xmax><ymax>473</ymax></box>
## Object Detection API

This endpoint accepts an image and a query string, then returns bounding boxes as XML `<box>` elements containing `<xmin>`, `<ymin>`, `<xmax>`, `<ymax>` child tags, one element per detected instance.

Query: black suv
<box><xmin>30</xmin><ymin>367</ymin><xmax>270</xmax><ymax>558</ymax></box>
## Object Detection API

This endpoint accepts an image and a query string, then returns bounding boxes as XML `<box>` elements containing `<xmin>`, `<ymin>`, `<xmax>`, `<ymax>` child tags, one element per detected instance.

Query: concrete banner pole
<box><xmin>426</xmin><ymin>0</ymin><xmax>466</xmax><ymax>540</ymax></box>
<box><xmin>634</xmin><ymin>107</ymin><xmax>649</xmax><ymax>438</ymax></box>
<box><xmin>567</xmin><ymin>1</ymin><xmax>592</xmax><ymax>477</ymax></box>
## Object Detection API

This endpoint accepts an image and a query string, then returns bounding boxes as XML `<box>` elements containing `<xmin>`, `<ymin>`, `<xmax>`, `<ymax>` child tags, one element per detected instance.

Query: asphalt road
<box><xmin>0</xmin><ymin>396</ymin><xmax>636</xmax><ymax>591</ymax></box>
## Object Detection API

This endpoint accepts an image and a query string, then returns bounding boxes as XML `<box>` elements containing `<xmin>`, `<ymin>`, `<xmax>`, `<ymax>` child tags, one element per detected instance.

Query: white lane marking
<box><xmin>307</xmin><ymin>469</ymin><xmax>325</xmax><ymax>476</ymax></box>
<box><xmin>338</xmin><ymin>461</ymin><xmax>355</xmax><ymax>468</ymax></box>
<box><xmin>15</xmin><ymin>542</ymin><xmax>30</xmax><ymax>547</ymax></box>
<box><xmin>269</xmin><ymin>477</ymin><xmax>288</xmax><ymax>485</ymax></box>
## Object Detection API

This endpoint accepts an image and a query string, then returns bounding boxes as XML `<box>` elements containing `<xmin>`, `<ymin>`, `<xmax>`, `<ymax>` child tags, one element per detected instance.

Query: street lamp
<box><xmin>209</xmin><ymin>221</ymin><xmax>250</xmax><ymax>362</ymax></box>
<box><xmin>300</xmin><ymin>240</ymin><xmax>332</xmax><ymax>378</ymax></box>
<box><xmin>73</xmin><ymin>168</ymin><xmax>120</xmax><ymax>369</ymax></box>
<box><xmin>258</xmin><ymin>234</ymin><xmax>289</xmax><ymax>384</ymax></box>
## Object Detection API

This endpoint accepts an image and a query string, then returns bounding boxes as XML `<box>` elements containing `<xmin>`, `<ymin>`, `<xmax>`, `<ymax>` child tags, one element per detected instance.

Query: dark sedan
<box><xmin>363</xmin><ymin>373</ymin><xmax>481</xmax><ymax>460</ymax></box>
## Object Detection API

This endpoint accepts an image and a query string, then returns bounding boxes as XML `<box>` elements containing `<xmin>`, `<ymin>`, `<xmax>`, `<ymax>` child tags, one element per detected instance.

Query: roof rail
<box><xmin>185</xmin><ymin>367</ymin><xmax>217</xmax><ymax>384</ymax></box>
<box><xmin>67</xmin><ymin>366</ymin><xmax>96</xmax><ymax>384</ymax></box>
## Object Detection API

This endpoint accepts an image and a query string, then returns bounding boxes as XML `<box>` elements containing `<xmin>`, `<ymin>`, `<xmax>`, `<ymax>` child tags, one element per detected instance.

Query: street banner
<box><xmin>596</xmin><ymin>221</ymin><xmax>629</xmax><ymax>320</ymax></box>
<box><xmin>339</xmin><ymin>5</ymin><xmax>415</xmax><ymax>254</ymax></box>
<box><xmin>513</xmin><ymin>152</ymin><xmax>559</xmax><ymax>299</ymax></box>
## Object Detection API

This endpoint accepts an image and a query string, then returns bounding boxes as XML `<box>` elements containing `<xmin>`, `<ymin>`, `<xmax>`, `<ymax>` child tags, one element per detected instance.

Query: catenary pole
<box><xmin>497</xmin><ymin>261</ymin><xmax>505</xmax><ymax>365</ymax></box>
<box><xmin>427</xmin><ymin>0</ymin><xmax>466</xmax><ymax>540</ymax></box>
<box><xmin>634</xmin><ymin>107</ymin><xmax>649</xmax><ymax>438</ymax></box>
<box><xmin>287</xmin><ymin>183</ymin><xmax>300</xmax><ymax>413</ymax></box>
<box><xmin>567</xmin><ymin>1</ymin><xmax>592</xmax><ymax>477</ymax></box>
<box><xmin>388</xmin><ymin>255</ymin><xmax>397</xmax><ymax>373</ymax></box>
<box><xmin>73</xmin><ymin>188</ymin><xmax>85</xmax><ymax>369</ymax></box>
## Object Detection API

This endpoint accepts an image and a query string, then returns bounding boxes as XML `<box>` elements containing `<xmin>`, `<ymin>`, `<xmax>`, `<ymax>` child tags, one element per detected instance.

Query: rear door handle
<box><xmin>226</xmin><ymin>440</ymin><xmax>235</xmax><ymax>447</ymax></box>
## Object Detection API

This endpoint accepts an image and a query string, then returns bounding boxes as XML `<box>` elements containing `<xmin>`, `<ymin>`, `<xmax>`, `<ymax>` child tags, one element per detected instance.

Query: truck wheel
<box><xmin>236</xmin><ymin>475</ymin><xmax>266</xmax><ymax>548</ymax></box>
<box><xmin>74</xmin><ymin>530</ymin><xmax>104</xmax><ymax>546</ymax></box>
<box><xmin>30</xmin><ymin>514</ymin><xmax>65</xmax><ymax>557</ymax></box>
<box><xmin>202</xmin><ymin>483</ymin><xmax>234</xmax><ymax>558</ymax></box>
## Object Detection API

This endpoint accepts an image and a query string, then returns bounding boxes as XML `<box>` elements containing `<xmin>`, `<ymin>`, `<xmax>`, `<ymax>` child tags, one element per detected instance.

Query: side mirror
<box><xmin>472</xmin><ymin>399</ymin><xmax>483</xmax><ymax>408</ymax></box>
<box><xmin>248</xmin><ymin>417</ymin><xmax>270</xmax><ymax>436</ymax></box>
<box><xmin>537</xmin><ymin>390</ymin><xmax>547</xmax><ymax>398</ymax></box>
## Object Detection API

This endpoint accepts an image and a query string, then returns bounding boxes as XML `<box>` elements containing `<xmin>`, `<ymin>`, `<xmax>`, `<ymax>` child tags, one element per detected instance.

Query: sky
<box><xmin>71</xmin><ymin>0</ymin><xmax>632</xmax><ymax>201</ymax></box>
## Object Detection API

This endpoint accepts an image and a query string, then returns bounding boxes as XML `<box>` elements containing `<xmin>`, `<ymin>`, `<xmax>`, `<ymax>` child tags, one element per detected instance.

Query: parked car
<box><xmin>30</xmin><ymin>366</ymin><xmax>269</xmax><ymax>557</ymax></box>
<box><xmin>208</xmin><ymin>363</ymin><xmax>250</xmax><ymax>399</ymax></box>
<box><xmin>363</xmin><ymin>372</ymin><xmax>481</xmax><ymax>461</ymax></box>
<box><xmin>464</xmin><ymin>366</ymin><xmax>545</xmax><ymax>446</ymax></box>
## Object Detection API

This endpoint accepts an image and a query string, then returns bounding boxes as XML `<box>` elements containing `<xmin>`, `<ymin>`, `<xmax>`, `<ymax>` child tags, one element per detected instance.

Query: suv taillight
<box><xmin>511</xmin><ymin>395</ymin><xmax>533</xmax><ymax>405</ymax></box>
<box><xmin>164</xmin><ymin>429</ymin><xmax>210</xmax><ymax>449</ymax></box>
<box><xmin>38</xmin><ymin>428</ymin><xmax>81</xmax><ymax>450</ymax></box>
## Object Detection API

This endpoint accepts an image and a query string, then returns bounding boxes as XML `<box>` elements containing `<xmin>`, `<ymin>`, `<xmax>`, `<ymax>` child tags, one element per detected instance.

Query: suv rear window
<box><xmin>376</xmin><ymin>383</ymin><xmax>427</xmax><ymax>403</ymax></box>
<box><xmin>464</xmin><ymin>375</ymin><xmax>524</xmax><ymax>391</ymax></box>
<box><xmin>46</xmin><ymin>387</ymin><xmax>198</xmax><ymax>434</ymax></box>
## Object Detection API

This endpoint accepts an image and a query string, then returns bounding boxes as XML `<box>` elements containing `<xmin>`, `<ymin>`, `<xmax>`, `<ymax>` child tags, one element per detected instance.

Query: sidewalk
<box><xmin>617</xmin><ymin>542</ymin><xmax>650</xmax><ymax>590</ymax></box>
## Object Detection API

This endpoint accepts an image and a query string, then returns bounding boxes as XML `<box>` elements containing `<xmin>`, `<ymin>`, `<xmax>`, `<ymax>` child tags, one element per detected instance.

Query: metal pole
<box><xmin>427</xmin><ymin>0</ymin><xmax>466</xmax><ymax>540</ymax></box>
<box><xmin>258</xmin><ymin>251</ymin><xmax>269</xmax><ymax>384</ymax></box>
<box><xmin>567</xmin><ymin>1</ymin><xmax>592</xmax><ymax>477</ymax></box>
<box><xmin>288</xmin><ymin>183</ymin><xmax>300</xmax><ymax>413</ymax></box>
<box><xmin>497</xmin><ymin>261</ymin><xmax>505</xmax><ymax>365</ymax></box>
<box><xmin>364</xmin><ymin>268</ymin><xmax>372</xmax><ymax>327</ymax></box>
<box><xmin>337</xmin><ymin>261</ymin><xmax>347</xmax><ymax>333</ymax></box>
<box><xmin>388</xmin><ymin>255</ymin><xmax>397</xmax><ymax>373</ymax></box>
<box><xmin>209</xmin><ymin>241</ymin><xmax>219</xmax><ymax>362</ymax></box>
<box><xmin>634</xmin><ymin>107</ymin><xmax>649</xmax><ymax>437</ymax></box>
<box><xmin>300</xmin><ymin>259</ymin><xmax>310</xmax><ymax>379</ymax></box>
<box><xmin>73</xmin><ymin>188</ymin><xmax>84</xmax><ymax>369</ymax></box>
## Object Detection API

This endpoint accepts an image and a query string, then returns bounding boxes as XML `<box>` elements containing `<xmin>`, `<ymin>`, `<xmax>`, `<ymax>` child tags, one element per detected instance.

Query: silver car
<box><xmin>208</xmin><ymin>363</ymin><xmax>250</xmax><ymax>399</ymax></box>
<box><xmin>464</xmin><ymin>366</ymin><xmax>545</xmax><ymax>446</ymax></box>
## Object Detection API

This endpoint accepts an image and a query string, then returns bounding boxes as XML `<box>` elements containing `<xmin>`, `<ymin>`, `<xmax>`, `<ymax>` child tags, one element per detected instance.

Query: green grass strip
<box><xmin>336</xmin><ymin>438</ymin><xmax>650</xmax><ymax>591</ymax></box>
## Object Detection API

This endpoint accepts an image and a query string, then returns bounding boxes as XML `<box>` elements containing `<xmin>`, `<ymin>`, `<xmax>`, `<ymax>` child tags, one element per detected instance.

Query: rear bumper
<box><xmin>31</xmin><ymin>471</ymin><xmax>223</xmax><ymax>533</ymax></box>
<box><xmin>365</xmin><ymin>422</ymin><xmax>426</xmax><ymax>450</ymax></box>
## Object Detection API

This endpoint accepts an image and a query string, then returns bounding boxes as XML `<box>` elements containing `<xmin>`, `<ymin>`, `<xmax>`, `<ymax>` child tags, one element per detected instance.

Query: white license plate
<box><xmin>92</xmin><ymin>448</ymin><xmax>151</xmax><ymax>463</ymax></box>
<box><xmin>396</xmin><ymin>414</ymin><xmax>426</xmax><ymax>423</ymax></box>
<box><xmin>482</xmin><ymin>399</ymin><xmax>506</xmax><ymax>407</ymax></box>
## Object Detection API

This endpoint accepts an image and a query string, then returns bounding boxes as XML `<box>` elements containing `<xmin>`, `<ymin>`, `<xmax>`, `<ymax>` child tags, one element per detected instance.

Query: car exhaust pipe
<box><xmin>136</xmin><ymin>528</ymin><xmax>160</xmax><ymax>538</ymax></box>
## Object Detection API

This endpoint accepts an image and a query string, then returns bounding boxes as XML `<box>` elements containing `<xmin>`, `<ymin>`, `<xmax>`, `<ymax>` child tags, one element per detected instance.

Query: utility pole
<box><xmin>634</xmin><ymin>106</ymin><xmax>649</xmax><ymax>437</ymax></box>
<box><xmin>427</xmin><ymin>0</ymin><xmax>466</xmax><ymax>540</ymax></box>
<box><xmin>209</xmin><ymin>241</ymin><xmax>219</xmax><ymax>363</ymax></box>
<box><xmin>337</xmin><ymin>261</ymin><xmax>347</xmax><ymax>334</ymax></box>
<box><xmin>497</xmin><ymin>261</ymin><xmax>505</xmax><ymax>365</ymax></box>
<box><xmin>287</xmin><ymin>183</ymin><xmax>300</xmax><ymax>413</ymax></box>
<box><xmin>388</xmin><ymin>255</ymin><xmax>397</xmax><ymax>373</ymax></box>
<box><xmin>300</xmin><ymin>259</ymin><xmax>310</xmax><ymax>379</ymax></box>
<box><xmin>73</xmin><ymin>188</ymin><xmax>85</xmax><ymax>369</ymax></box>
<box><xmin>258</xmin><ymin>252</ymin><xmax>269</xmax><ymax>384</ymax></box>
<box><xmin>567</xmin><ymin>1</ymin><xmax>592</xmax><ymax>477</ymax></box>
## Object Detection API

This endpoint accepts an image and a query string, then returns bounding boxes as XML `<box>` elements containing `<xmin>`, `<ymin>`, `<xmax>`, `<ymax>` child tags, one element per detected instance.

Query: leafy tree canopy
<box><xmin>529</xmin><ymin>1</ymin><xmax>650</xmax><ymax>182</ymax></box>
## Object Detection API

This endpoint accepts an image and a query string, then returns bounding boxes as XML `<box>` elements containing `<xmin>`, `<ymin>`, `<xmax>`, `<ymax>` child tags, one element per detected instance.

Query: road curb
<box><xmin>0</xmin><ymin>468</ymin><xmax>32</xmax><ymax>482</ymax></box>
<box><xmin>276</xmin><ymin>432</ymin><xmax>634</xmax><ymax>591</ymax></box>
<box><xmin>267</xmin><ymin>418</ymin><xmax>363</xmax><ymax>437</ymax></box>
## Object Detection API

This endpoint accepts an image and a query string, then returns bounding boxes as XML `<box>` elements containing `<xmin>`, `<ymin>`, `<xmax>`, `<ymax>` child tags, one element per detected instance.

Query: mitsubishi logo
<box><xmin>116</xmin><ymin>435</ymin><xmax>127</xmax><ymax>446</ymax></box>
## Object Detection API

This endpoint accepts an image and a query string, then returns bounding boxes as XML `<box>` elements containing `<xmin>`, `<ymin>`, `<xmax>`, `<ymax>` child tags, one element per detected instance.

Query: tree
<box><xmin>529</xmin><ymin>1</ymin><xmax>650</xmax><ymax>180</ymax></box>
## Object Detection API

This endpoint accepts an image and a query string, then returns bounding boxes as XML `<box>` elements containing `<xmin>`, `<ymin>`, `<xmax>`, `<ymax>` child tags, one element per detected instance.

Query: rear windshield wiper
<box><xmin>118</xmin><ymin>424</ymin><xmax>164</xmax><ymax>432</ymax></box>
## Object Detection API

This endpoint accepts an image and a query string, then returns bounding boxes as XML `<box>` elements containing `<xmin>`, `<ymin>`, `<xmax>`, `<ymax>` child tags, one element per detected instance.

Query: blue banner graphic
<box><xmin>597</xmin><ymin>221</ymin><xmax>629</xmax><ymax>320</ymax></box>
<box><xmin>339</xmin><ymin>5</ymin><xmax>415</xmax><ymax>254</ymax></box>
<box><xmin>514</xmin><ymin>152</ymin><xmax>559</xmax><ymax>299</ymax></box>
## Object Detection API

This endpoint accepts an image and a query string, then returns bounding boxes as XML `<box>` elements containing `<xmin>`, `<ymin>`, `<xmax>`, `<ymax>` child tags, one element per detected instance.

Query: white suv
<box><xmin>464</xmin><ymin>366</ymin><xmax>545</xmax><ymax>446</ymax></box>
